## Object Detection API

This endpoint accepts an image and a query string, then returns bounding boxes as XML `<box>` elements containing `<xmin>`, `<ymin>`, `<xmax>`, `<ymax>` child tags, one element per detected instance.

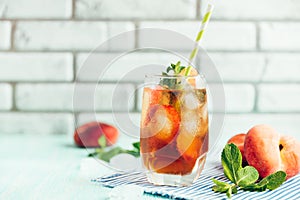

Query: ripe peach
<box><xmin>227</xmin><ymin>133</ymin><xmax>246</xmax><ymax>163</ymax></box>
<box><xmin>244</xmin><ymin>124</ymin><xmax>300</xmax><ymax>179</ymax></box>
<box><xmin>74</xmin><ymin>122</ymin><xmax>119</xmax><ymax>148</ymax></box>
<box><xmin>279</xmin><ymin>135</ymin><xmax>300</xmax><ymax>179</ymax></box>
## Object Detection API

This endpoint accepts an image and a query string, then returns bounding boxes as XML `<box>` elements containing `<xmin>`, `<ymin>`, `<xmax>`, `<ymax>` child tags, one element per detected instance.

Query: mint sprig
<box><xmin>166</xmin><ymin>61</ymin><xmax>186</xmax><ymax>75</ymax></box>
<box><xmin>160</xmin><ymin>61</ymin><xmax>188</xmax><ymax>89</ymax></box>
<box><xmin>212</xmin><ymin>144</ymin><xmax>286</xmax><ymax>198</ymax></box>
<box><xmin>88</xmin><ymin>135</ymin><xmax>140</xmax><ymax>162</ymax></box>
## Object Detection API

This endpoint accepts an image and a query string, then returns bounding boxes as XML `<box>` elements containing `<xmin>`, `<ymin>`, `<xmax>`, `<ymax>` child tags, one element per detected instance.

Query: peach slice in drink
<box><xmin>152</xmin><ymin>157</ymin><xmax>195</xmax><ymax>175</ymax></box>
<box><xmin>143</xmin><ymin>105</ymin><xmax>180</xmax><ymax>143</ymax></box>
<box><xmin>141</xmin><ymin>87</ymin><xmax>162</xmax><ymax>126</ymax></box>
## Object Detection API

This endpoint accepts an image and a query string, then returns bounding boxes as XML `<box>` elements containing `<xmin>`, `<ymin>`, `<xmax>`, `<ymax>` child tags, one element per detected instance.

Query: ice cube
<box><xmin>182</xmin><ymin>92</ymin><xmax>199</xmax><ymax>110</ymax></box>
<box><xmin>181</xmin><ymin>110</ymin><xmax>199</xmax><ymax>135</ymax></box>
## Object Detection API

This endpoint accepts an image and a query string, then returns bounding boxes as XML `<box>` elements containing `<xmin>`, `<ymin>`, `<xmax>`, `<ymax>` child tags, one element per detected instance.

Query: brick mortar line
<box><xmin>252</xmin><ymin>84</ymin><xmax>259</xmax><ymax>112</ymax></box>
<box><xmin>0</xmin><ymin>111</ymin><xmax>74</xmax><ymax>114</ymax></box>
<box><xmin>1</xmin><ymin>81</ymin><xmax>300</xmax><ymax>84</ymax></box>
<box><xmin>196</xmin><ymin>0</ymin><xmax>201</xmax><ymax>19</ymax></box>
<box><xmin>11</xmin><ymin>83</ymin><xmax>17</xmax><ymax>111</ymax></box>
<box><xmin>71</xmin><ymin>0</ymin><xmax>76</xmax><ymax>19</ymax></box>
<box><xmin>134</xmin><ymin>21</ymin><xmax>140</xmax><ymax>49</ymax></box>
<box><xmin>1</xmin><ymin>18</ymin><xmax>300</xmax><ymax>22</ymax></box>
<box><xmin>2</xmin><ymin>49</ymin><xmax>300</xmax><ymax>53</ymax></box>
<box><xmin>255</xmin><ymin>22</ymin><xmax>260</xmax><ymax>51</ymax></box>
<box><xmin>1</xmin><ymin>110</ymin><xmax>300</xmax><ymax>114</ymax></box>
<box><xmin>9</xmin><ymin>20</ymin><xmax>16</xmax><ymax>51</ymax></box>
<box><xmin>0</xmin><ymin>110</ymin><xmax>135</xmax><ymax>114</ymax></box>
<box><xmin>72</xmin><ymin>52</ymin><xmax>76</xmax><ymax>82</ymax></box>
<box><xmin>74</xmin><ymin>112</ymin><xmax>80</xmax><ymax>127</ymax></box>
<box><xmin>2</xmin><ymin>81</ymin><xmax>140</xmax><ymax>85</ymax></box>
<box><xmin>0</xmin><ymin>50</ymin><xmax>300</xmax><ymax>54</ymax></box>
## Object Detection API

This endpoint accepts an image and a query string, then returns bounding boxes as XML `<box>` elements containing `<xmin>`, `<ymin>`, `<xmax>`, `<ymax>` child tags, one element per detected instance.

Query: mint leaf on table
<box><xmin>212</xmin><ymin>179</ymin><xmax>231</xmax><ymax>192</ymax></box>
<box><xmin>212</xmin><ymin>178</ymin><xmax>237</xmax><ymax>198</ymax></box>
<box><xmin>88</xmin><ymin>141</ymin><xmax>140</xmax><ymax>162</ymax></box>
<box><xmin>242</xmin><ymin>182</ymin><xmax>267</xmax><ymax>192</ymax></box>
<box><xmin>98</xmin><ymin>135</ymin><xmax>107</xmax><ymax>147</ymax></box>
<box><xmin>226</xmin><ymin>185</ymin><xmax>238</xmax><ymax>199</ymax></box>
<box><xmin>243</xmin><ymin>171</ymin><xmax>287</xmax><ymax>192</ymax></box>
<box><xmin>212</xmin><ymin>144</ymin><xmax>287</xmax><ymax>199</ymax></box>
<box><xmin>99</xmin><ymin>147</ymin><xmax>123</xmax><ymax>162</ymax></box>
<box><xmin>132</xmin><ymin>142</ymin><xmax>140</xmax><ymax>152</ymax></box>
<box><xmin>221</xmin><ymin>143</ymin><xmax>242</xmax><ymax>183</ymax></box>
<box><xmin>259</xmin><ymin>171</ymin><xmax>286</xmax><ymax>190</ymax></box>
<box><xmin>236</xmin><ymin>166</ymin><xmax>259</xmax><ymax>187</ymax></box>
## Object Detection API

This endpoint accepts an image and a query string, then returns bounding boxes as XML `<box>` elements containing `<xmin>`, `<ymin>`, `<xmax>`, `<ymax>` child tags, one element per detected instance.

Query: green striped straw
<box><xmin>185</xmin><ymin>3</ymin><xmax>214</xmax><ymax>76</ymax></box>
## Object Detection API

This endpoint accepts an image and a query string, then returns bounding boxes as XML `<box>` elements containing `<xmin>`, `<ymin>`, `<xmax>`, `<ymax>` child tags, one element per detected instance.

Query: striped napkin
<box><xmin>93</xmin><ymin>160</ymin><xmax>300</xmax><ymax>200</ymax></box>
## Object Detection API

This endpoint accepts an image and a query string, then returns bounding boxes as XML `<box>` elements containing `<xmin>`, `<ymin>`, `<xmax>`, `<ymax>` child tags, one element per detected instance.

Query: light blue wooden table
<box><xmin>0</xmin><ymin>135</ymin><xmax>163</xmax><ymax>200</ymax></box>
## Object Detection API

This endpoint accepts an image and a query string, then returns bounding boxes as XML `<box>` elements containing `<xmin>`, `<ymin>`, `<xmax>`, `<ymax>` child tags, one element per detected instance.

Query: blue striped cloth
<box><xmin>93</xmin><ymin>160</ymin><xmax>300</xmax><ymax>200</ymax></box>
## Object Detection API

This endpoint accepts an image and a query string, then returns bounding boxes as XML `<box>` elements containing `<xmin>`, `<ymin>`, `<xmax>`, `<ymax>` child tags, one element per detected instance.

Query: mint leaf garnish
<box><xmin>160</xmin><ymin>61</ymin><xmax>190</xmax><ymax>89</ymax></box>
<box><xmin>212</xmin><ymin>144</ymin><xmax>287</xmax><ymax>199</ymax></box>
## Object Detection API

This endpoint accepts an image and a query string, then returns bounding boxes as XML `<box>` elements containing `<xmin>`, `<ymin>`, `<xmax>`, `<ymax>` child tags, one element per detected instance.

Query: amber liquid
<box><xmin>140</xmin><ymin>87</ymin><xmax>208</xmax><ymax>175</ymax></box>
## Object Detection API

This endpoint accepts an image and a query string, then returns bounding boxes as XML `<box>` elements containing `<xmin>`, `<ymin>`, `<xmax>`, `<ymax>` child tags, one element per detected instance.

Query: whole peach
<box><xmin>244</xmin><ymin>124</ymin><xmax>300</xmax><ymax>179</ymax></box>
<box><xmin>279</xmin><ymin>135</ymin><xmax>300</xmax><ymax>179</ymax></box>
<box><xmin>74</xmin><ymin>122</ymin><xmax>119</xmax><ymax>148</ymax></box>
<box><xmin>244</xmin><ymin>125</ymin><xmax>281</xmax><ymax>178</ymax></box>
<box><xmin>227</xmin><ymin>133</ymin><xmax>246</xmax><ymax>163</ymax></box>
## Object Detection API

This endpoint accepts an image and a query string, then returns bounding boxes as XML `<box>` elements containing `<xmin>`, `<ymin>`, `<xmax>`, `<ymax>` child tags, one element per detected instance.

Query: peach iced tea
<box><xmin>140</xmin><ymin>74</ymin><xmax>208</xmax><ymax>186</ymax></box>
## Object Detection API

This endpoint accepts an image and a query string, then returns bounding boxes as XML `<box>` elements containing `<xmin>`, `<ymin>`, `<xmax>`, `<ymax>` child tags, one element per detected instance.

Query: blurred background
<box><xmin>0</xmin><ymin>0</ymin><xmax>300</xmax><ymax>142</ymax></box>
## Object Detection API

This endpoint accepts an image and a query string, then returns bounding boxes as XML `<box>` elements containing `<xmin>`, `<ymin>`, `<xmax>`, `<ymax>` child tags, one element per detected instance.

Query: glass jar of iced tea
<box><xmin>140</xmin><ymin>74</ymin><xmax>208</xmax><ymax>186</ymax></box>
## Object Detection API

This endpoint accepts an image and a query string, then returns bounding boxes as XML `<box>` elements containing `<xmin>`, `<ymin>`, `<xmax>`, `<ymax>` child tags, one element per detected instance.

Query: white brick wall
<box><xmin>0</xmin><ymin>53</ymin><xmax>73</xmax><ymax>82</ymax></box>
<box><xmin>0</xmin><ymin>21</ymin><xmax>11</xmax><ymax>50</ymax></box>
<box><xmin>14</xmin><ymin>21</ymin><xmax>135</xmax><ymax>51</ymax></box>
<box><xmin>0</xmin><ymin>113</ymin><xmax>74</xmax><ymax>135</ymax></box>
<box><xmin>260</xmin><ymin>22</ymin><xmax>300</xmax><ymax>51</ymax></box>
<box><xmin>222</xmin><ymin>84</ymin><xmax>255</xmax><ymax>112</ymax></box>
<box><xmin>0</xmin><ymin>0</ymin><xmax>299</xmax><ymax>136</ymax></box>
<box><xmin>262</xmin><ymin>54</ymin><xmax>300</xmax><ymax>82</ymax></box>
<box><xmin>139</xmin><ymin>21</ymin><xmax>256</xmax><ymax>50</ymax></box>
<box><xmin>200</xmin><ymin>53</ymin><xmax>265</xmax><ymax>82</ymax></box>
<box><xmin>0</xmin><ymin>84</ymin><xmax>12</xmax><ymax>110</ymax></box>
<box><xmin>0</xmin><ymin>0</ymin><xmax>72</xmax><ymax>19</ymax></box>
<box><xmin>76</xmin><ymin>52</ymin><xmax>189</xmax><ymax>82</ymax></box>
<box><xmin>207</xmin><ymin>84</ymin><xmax>255</xmax><ymax>113</ymax></box>
<box><xmin>16</xmin><ymin>83</ymin><xmax>135</xmax><ymax>112</ymax></box>
<box><xmin>75</xmin><ymin>0</ymin><xmax>196</xmax><ymax>19</ymax></box>
<box><xmin>210</xmin><ymin>0</ymin><xmax>300</xmax><ymax>20</ymax></box>
<box><xmin>258</xmin><ymin>84</ymin><xmax>300</xmax><ymax>112</ymax></box>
